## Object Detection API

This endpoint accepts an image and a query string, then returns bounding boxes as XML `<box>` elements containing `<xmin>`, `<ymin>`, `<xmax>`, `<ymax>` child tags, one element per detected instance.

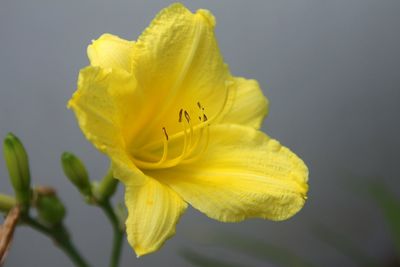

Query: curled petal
<box><xmin>87</xmin><ymin>34</ymin><xmax>135</xmax><ymax>72</ymax></box>
<box><xmin>68</xmin><ymin>66</ymin><xmax>138</xmax><ymax>152</ymax></box>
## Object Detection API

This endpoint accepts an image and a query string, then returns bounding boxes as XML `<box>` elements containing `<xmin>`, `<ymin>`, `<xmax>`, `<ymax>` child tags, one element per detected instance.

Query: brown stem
<box><xmin>0</xmin><ymin>206</ymin><xmax>20</xmax><ymax>265</ymax></box>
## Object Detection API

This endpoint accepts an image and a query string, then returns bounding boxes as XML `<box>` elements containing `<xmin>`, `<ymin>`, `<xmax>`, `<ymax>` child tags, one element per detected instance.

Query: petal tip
<box><xmin>86</xmin><ymin>34</ymin><xmax>134</xmax><ymax>71</ymax></box>
<box><xmin>128</xmin><ymin>226</ymin><xmax>175</xmax><ymax>257</ymax></box>
<box><xmin>66</xmin><ymin>100</ymin><xmax>73</xmax><ymax>109</ymax></box>
<box><xmin>67</xmin><ymin>90</ymin><xmax>80</xmax><ymax>110</ymax></box>
<box><xmin>133</xmin><ymin>246</ymin><xmax>148</xmax><ymax>258</ymax></box>
<box><xmin>196</xmin><ymin>9</ymin><xmax>216</xmax><ymax>27</ymax></box>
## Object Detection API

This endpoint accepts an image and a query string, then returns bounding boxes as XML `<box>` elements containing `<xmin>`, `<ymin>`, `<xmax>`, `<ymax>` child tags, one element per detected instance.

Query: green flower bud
<box><xmin>3</xmin><ymin>133</ymin><xmax>31</xmax><ymax>210</ymax></box>
<box><xmin>61</xmin><ymin>152</ymin><xmax>92</xmax><ymax>197</ymax></box>
<box><xmin>36</xmin><ymin>190</ymin><xmax>66</xmax><ymax>226</ymax></box>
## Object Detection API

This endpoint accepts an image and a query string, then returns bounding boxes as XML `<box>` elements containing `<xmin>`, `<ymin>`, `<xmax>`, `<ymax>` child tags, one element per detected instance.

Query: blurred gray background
<box><xmin>1</xmin><ymin>0</ymin><xmax>399</xmax><ymax>266</ymax></box>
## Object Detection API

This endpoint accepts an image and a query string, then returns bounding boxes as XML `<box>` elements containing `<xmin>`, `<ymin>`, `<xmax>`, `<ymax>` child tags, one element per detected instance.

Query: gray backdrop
<box><xmin>1</xmin><ymin>0</ymin><xmax>399</xmax><ymax>266</ymax></box>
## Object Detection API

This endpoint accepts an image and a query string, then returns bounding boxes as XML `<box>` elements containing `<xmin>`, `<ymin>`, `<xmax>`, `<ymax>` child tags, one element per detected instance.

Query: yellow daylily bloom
<box><xmin>68</xmin><ymin>3</ymin><xmax>309</xmax><ymax>257</ymax></box>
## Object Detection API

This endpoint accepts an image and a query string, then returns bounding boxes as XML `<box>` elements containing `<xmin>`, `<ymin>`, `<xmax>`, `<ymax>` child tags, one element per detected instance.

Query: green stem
<box><xmin>0</xmin><ymin>194</ymin><xmax>16</xmax><ymax>212</ymax></box>
<box><xmin>22</xmin><ymin>216</ymin><xmax>91</xmax><ymax>267</ymax></box>
<box><xmin>99</xmin><ymin>200</ymin><xmax>124</xmax><ymax>267</ymax></box>
<box><xmin>96</xmin><ymin>168</ymin><xmax>118</xmax><ymax>202</ymax></box>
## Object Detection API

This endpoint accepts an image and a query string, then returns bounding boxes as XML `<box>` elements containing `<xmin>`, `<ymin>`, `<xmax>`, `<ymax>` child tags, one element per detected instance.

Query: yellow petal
<box><xmin>87</xmin><ymin>34</ymin><xmax>135</xmax><ymax>72</ymax></box>
<box><xmin>111</xmin><ymin>149</ymin><xmax>187</xmax><ymax>256</ymax></box>
<box><xmin>110</xmin><ymin>149</ymin><xmax>146</xmax><ymax>185</ymax></box>
<box><xmin>126</xmin><ymin>3</ymin><xmax>232</xmax><ymax>148</ymax></box>
<box><xmin>220</xmin><ymin>77</ymin><xmax>269</xmax><ymax>129</ymax></box>
<box><xmin>109</xmin><ymin>149</ymin><xmax>188</xmax><ymax>256</ymax></box>
<box><xmin>124</xmin><ymin>178</ymin><xmax>187</xmax><ymax>257</ymax></box>
<box><xmin>68</xmin><ymin>66</ymin><xmax>138</xmax><ymax>152</ymax></box>
<box><xmin>146</xmin><ymin>124</ymin><xmax>308</xmax><ymax>222</ymax></box>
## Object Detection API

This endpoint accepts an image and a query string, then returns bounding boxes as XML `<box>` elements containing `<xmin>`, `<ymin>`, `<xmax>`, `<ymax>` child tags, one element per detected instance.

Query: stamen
<box><xmin>159</xmin><ymin>136</ymin><xmax>169</xmax><ymax>163</ymax></box>
<box><xmin>156</xmin><ymin>127</ymin><xmax>169</xmax><ymax>164</ymax></box>
<box><xmin>184</xmin><ymin>110</ymin><xmax>194</xmax><ymax>154</ymax></box>
<box><xmin>182</xmin><ymin>124</ymin><xmax>210</xmax><ymax>164</ymax></box>
<box><xmin>158</xmin><ymin>110</ymin><xmax>196</xmax><ymax>167</ymax></box>
<box><xmin>162</xmin><ymin>127</ymin><xmax>169</xmax><ymax>141</ymax></box>
<box><xmin>184</xmin><ymin>110</ymin><xmax>191</xmax><ymax>122</ymax></box>
<box><xmin>180</xmin><ymin>119</ymin><xmax>190</xmax><ymax>158</ymax></box>
<box><xmin>140</xmin><ymin>127</ymin><xmax>170</xmax><ymax>165</ymax></box>
<box><xmin>133</xmin><ymin>103</ymin><xmax>214</xmax><ymax>170</ymax></box>
<box><xmin>184</xmin><ymin>108</ymin><xmax>208</xmax><ymax>156</ymax></box>
<box><xmin>178</xmin><ymin>109</ymin><xmax>183</xmax><ymax>122</ymax></box>
<box><xmin>155</xmin><ymin>116</ymin><xmax>192</xmax><ymax>168</ymax></box>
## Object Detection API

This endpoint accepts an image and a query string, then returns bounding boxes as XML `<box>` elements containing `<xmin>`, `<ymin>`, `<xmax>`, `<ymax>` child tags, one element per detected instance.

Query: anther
<box><xmin>184</xmin><ymin>110</ymin><xmax>191</xmax><ymax>122</ymax></box>
<box><xmin>203</xmin><ymin>114</ymin><xmax>208</xmax><ymax>122</ymax></box>
<box><xmin>178</xmin><ymin>109</ymin><xmax>183</xmax><ymax>122</ymax></box>
<box><xmin>197</xmin><ymin>102</ymin><xmax>202</xmax><ymax>109</ymax></box>
<box><xmin>162</xmin><ymin>127</ymin><xmax>169</xmax><ymax>141</ymax></box>
<box><xmin>198</xmin><ymin>116</ymin><xmax>202</xmax><ymax>121</ymax></box>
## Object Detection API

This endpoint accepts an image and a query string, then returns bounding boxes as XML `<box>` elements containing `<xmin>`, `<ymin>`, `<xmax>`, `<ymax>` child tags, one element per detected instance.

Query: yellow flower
<box><xmin>68</xmin><ymin>3</ymin><xmax>308</xmax><ymax>257</ymax></box>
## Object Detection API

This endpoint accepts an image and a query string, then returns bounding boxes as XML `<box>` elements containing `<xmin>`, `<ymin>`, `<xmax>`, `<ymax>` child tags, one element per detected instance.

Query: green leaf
<box><xmin>368</xmin><ymin>182</ymin><xmax>400</xmax><ymax>257</ymax></box>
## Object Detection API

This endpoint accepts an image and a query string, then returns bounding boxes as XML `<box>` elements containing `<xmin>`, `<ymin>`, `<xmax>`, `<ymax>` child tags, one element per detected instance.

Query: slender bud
<box><xmin>35</xmin><ymin>188</ymin><xmax>66</xmax><ymax>226</ymax></box>
<box><xmin>61</xmin><ymin>152</ymin><xmax>92</xmax><ymax>197</ymax></box>
<box><xmin>3</xmin><ymin>133</ymin><xmax>31</xmax><ymax>210</ymax></box>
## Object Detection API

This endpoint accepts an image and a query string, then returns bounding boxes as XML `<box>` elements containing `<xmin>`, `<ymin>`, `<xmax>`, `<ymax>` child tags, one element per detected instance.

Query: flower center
<box><xmin>132</xmin><ymin>102</ymin><xmax>211</xmax><ymax>170</ymax></box>
<box><xmin>131</xmin><ymin>76</ymin><xmax>232</xmax><ymax>170</ymax></box>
